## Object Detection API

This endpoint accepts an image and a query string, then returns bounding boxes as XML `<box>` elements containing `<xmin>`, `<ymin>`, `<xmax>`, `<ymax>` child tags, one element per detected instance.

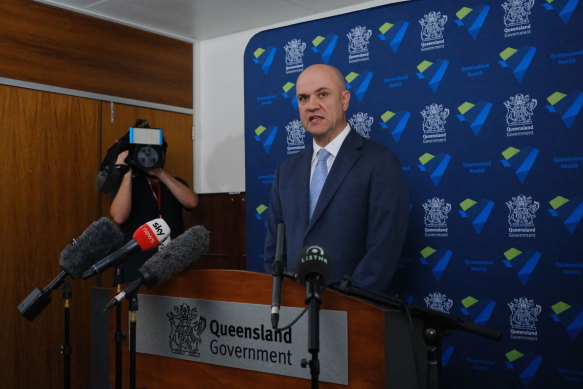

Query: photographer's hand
<box><xmin>110</xmin><ymin>150</ymin><xmax>133</xmax><ymax>224</ymax></box>
<box><xmin>146</xmin><ymin>168</ymin><xmax>198</xmax><ymax>210</ymax></box>
<box><xmin>116</xmin><ymin>150</ymin><xmax>130</xmax><ymax>165</ymax></box>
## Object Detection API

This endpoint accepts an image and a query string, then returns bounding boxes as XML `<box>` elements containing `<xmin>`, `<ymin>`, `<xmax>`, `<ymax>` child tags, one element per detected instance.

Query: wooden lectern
<box><xmin>108</xmin><ymin>269</ymin><xmax>426</xmax><ymax>388</ymax></box>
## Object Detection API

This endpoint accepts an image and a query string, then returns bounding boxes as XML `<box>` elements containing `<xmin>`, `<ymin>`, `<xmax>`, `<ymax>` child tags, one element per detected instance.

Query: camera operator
<box><xmin>109</xmin><ymin>120</ymin><xmax>198</xmax><ymax>282</ymax></box>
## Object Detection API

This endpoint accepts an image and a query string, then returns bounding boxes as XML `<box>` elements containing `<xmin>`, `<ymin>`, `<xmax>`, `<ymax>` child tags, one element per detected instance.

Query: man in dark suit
<box><xmin>264</xmin><ymin>64</ymin><xmax>409</xmax><ymax>293</ymax></box>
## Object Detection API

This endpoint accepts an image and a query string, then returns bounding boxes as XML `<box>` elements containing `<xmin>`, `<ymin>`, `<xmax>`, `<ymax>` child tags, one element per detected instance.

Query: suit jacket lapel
<box><xmin>296</xmin><ymin>146</ymin><xmax>312</xmax><ymax>231</ymax></box>
<box><xmin>306</xmin><ymin>130</ymin><xmax>363</xmax><ymax>235</ymax></box>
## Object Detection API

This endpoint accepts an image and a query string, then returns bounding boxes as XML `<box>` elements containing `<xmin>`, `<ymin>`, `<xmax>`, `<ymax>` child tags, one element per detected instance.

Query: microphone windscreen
<box><xmin>133</xmin><ymin>218</ymin><xmax>171</xmax><ymax>250</ymax></box>
<box><xmin>296</xmin><ymin>245</ymin><xmax>332</xmax><ymax>284</ymax></box>
<box><xmin>60</xmin><ymin>217</ymin><xmax>124</xmax><ymax>278</ymax></box>
<box><xmin>141</xmin><ymin>225</ymin><xmax>210</xmax><ymax>285</ymax></box>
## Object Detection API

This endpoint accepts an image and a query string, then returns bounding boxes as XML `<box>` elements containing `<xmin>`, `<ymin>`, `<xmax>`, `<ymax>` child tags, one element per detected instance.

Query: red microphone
<box><xmin>81</xmin><ymin>218</ymin><xmax>171</xmax><ymax>279</ymax></box>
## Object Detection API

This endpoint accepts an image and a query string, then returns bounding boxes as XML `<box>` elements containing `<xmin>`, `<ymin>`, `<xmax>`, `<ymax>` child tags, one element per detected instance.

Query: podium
<box><xmin>108</xmin><ymin>269</ymin><xmax>427</xmax><ymax>388</ymax></box>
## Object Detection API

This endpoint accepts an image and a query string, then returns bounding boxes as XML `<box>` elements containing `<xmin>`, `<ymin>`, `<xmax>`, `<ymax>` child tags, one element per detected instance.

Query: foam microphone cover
<box><xmin>60</xmin><ymin>217</ymin><xmax>124</xmax><ymax>279</ymax></box>
<box><xmin>140</xmin><ymin>225</ymin><xmax>210</xmax><ymax>287</ymax></box>
<box><xmin>296</xmin><ymin>245</ymin><xmax>333</xmax><ymax>284</ymax></box>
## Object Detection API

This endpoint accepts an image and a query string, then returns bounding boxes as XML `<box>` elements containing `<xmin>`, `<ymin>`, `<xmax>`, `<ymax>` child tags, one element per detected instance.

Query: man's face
<box><xmin>296</xmin><ymin>65</ymin><xmax>350</xmax><ymax>146</ymax></box>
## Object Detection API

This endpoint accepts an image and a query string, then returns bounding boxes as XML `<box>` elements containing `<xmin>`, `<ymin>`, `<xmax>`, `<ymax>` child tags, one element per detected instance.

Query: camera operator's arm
<box><xmin>110</xmin><ymin>150</ymin><xmax>133</xmax><ymax>224</ymax></box>
<box><xmin>147</xmin><ymin>169</ymin><xmax>199</xmax><ymax>209</ymax></box>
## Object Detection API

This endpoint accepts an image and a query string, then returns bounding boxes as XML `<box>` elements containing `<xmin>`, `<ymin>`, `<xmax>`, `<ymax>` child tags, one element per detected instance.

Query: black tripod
<box><xmin>333</xmin><ymin>277</ymin><xmax>502</xmax><ymax>389</ymax></box>
<box><xmin>300</xmin><ymin>275</ymin><xmax>324</xmax><ymax>389</ymax></box>
<box><xmin>60</xmin><ymin>280</ymin><xmax>73</xmax><ymax>389</ymax></box>
<box><xmin>113</xmin><ymin>267</ymin><xmax>126</xmax><ymax>389</ymax></box>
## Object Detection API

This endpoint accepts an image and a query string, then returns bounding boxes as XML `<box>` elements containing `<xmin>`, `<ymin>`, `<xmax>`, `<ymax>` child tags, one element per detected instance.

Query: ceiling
<box><xmin>34</xmin><ymin>0</ymin><xmax>402</xmax><ymax>41</ymax></box>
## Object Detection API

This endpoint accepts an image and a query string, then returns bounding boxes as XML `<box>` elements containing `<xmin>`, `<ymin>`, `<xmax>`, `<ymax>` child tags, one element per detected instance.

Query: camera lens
<box><xmin>136</xmin><ymin>146</ymin><xmax>160</xmax><ymax>169</ymax></box>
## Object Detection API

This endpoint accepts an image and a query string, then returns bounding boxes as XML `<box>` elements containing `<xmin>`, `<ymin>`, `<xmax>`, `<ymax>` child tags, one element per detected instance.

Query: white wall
<box><xmin>193</xmin><ymin>0</ymin><xmax>407</xmax><ymax>194</ymax></box>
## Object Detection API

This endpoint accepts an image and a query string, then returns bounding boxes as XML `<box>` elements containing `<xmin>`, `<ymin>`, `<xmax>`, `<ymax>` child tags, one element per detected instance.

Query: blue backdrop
<box><xmin>244</xmin><ymin>1</ymin><xmax>583</xmax><ymax>387</ymax></box>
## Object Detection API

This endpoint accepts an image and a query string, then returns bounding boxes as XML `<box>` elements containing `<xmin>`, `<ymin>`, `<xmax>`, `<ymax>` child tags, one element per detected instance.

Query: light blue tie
<box><xmin>309</xmin><ymin>148</ymin><xmax>331</xmax><ymax>218</ymax></box>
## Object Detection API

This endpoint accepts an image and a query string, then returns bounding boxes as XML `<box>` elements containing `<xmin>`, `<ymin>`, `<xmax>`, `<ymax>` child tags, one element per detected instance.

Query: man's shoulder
<box><xmin>359</xmin><ymin>136</ymin><xmax>400</xmax><ymax>160</ymax></box>
<box><xmin>278</xmin><ymin>148</ymin><xmax>310</xmax><ymax>169</ymax></box>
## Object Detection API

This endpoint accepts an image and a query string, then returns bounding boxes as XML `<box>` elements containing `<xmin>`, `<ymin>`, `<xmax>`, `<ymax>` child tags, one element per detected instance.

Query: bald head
<box><xmin>295</xmin><ymin>64</ymin><xmax>351</xmax><ymax>146</ymax></box>
<box><xmin>297</xmin><ymin>64</ymin><xmax>346</xmax><ymax>91</ymax></box>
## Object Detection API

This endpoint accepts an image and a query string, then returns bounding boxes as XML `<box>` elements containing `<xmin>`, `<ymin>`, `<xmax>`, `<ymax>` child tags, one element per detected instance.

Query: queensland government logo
<box><xmin>423</xmin><ymin>197</ymin><xmax>451</xmax><ymax>237</ymax></box>
<box><xmin>420</xmin><ymin>11</ymin><xmax>447</xmax><ymax>51</ymax></box>
<box><xmin>548</xmin><ymin>195</ymin><xmax>583</xmax><ymax>234</ymax></box>
<box><xmin>498</xmin><ymin>46</ymin><xmax>537</xmax><ymax>82</ymax></box>
<box><xmin>508</xmin><ymin>297</ymin><xmax>541</xmax><ymax>341</ymax></box>
<box><xmin>460</xmin><ymin>296</ymin><xmax>496</xmax><ymax>326</ymax></box>
<box><xmin>503</xmin><ymin>247</ymin><xmax>541</xmax><ymax>285</ymax></box>
<box><xmin>551</xmin><ymin>301</ymin><xmax>583</xmax><ymax>340</ymax></box>
<box><xmin>255</xmin><ymin>204</ymin><xmax>268</xmax><ymax>225</ymax></box>
<box><xmin>507</xmin><ymin>195</ymin><xmax>539</xmax><ymax>237</ymax></box>
<box><xmin>505</xmin><ymin>349</ymin><xmax>543</xmax><ymax>387</ymax></box>
<box><xmin>254</xmin><ymin>125</ymin><xmax>279</xmax><ymax>153</ymax></box>
<box><xmin>377</xmin><ymin>21</ymin><xmax>409</xmax><ymax>53</ymax></box>
<box><xmin>347</xmin><ymin>26</ymin><xmax>372</xmax><ymax>63</ymax></box>
<box><xmin>457</xmin><ymin>100</ymin><xmax>493</xmax><ymax>136</ymax></box>
<box><xmin>167</xmin><ymin>303</ymin><xmax>207</xmax><ymax>357</ymax></box>
<box><xmin>459</xmin><ymin>198</ymin><xmax>494</xmax><ymax>234</ymax></box>
<box><xmin>349</xmin><ymin>112</ymin><xmax>374</xmax><ymax>138</ymax></box>
<box><xmin>421</xmin><ymin>104</ymin><xmax>449</xmax><ymax>143</ymax></box>
<box><xmin>502</xmin><ymin>0</ymin><xmax>534</xmax><ymax>37</ymax></box>
<box><xmin>543</xmin><ymin>0</ymin><xmax>580</xmax><ymax>24</ymax></box>
<box><xmin>424</xmin><ymin>292</ymin><xmax>453</xmax><ymax>314</ymax></box>
<box><xmin>284</xmin><ymin>39</ymin><xmax>306</xmax><ymax>75</ymax></box>
<box><xmin>345</xmin><ymin>71</ymin><xmax>374</xmax><ymax>102</ymax></box>
<box><xmin>419</xmin><ymin>246</ymin><xmax>453</xmax><ymax>281</ymax></box>
<box><xmin>546</xmin><ymin>90</ymin><xmax>583</xmax><ymax>129</ymax></box>
<box><xmin>252</xmin><ymin>47</ymin><xmax>277</xmax><ymax>75</ymax></box>
<box><xmin>505</xmin><ymin>93</ymin><xmax>537</xmax><ymax>137</ymax></box>
<box><xmin>418</xmin><ymin>152</ymin><xmax>452</xmax><ymax>186</ymax></box>
<box><xmin>285</xmin><ymin>120</ymin><xmax>305</xmax><ymax>155</ymax></box>
<box><xmin>416</xmin><ymin>60</ymin><xmax>449</xmax><ymax>92</ymax></box>
<box><xmin>455</xmin><ymin>5</ymin><xmax>491</xmax><ymax>40</ymax></box>
<box><xmin>311</xmin><ymin>34</ymin><xmax>338</xmax><ymax>64</ymax></box>
<box><xmin>500</xmin><ymin>146</ymin><xmax>539</xmax><ymax>183</ymax></box>
<box><xmin>380</xmin><ymin>109</ymin><xmax>410</xmax><ymax>142</ymax></box>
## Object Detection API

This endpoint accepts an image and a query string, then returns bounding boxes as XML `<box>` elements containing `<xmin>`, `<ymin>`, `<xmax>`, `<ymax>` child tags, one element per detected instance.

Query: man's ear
<box><xmin>342</xmin><ymin>89</ymin><xmax>351</xmax><ymax>111</ymax></box>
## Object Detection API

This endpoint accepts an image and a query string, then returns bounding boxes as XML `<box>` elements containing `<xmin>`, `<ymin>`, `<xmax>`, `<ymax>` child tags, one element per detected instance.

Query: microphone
<box><xmin>296</xmin><ymin>245</ymin><xmax>333</xmax><ymax>289</ymax></box>
<box><xmin>104</xmin><ymin>225</ymin><xmax>210</xmax><ymax>309</ymax></box>
<box><xmin>82</xmin><ymin>218</ymin><xmax>170</xmax><ymax>279</ymax></box>
<box><xmin>18</xmin><ymin>217</ymin><xmax>124</xmax><ymax>321</ymax></box>
<box><xmin>271</xmin><ymin>224</ymin><xmax>285</xmax><ymax>329</ymax></box>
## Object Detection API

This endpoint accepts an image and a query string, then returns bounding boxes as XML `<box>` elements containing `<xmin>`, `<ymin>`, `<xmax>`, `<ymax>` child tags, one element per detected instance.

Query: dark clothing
<box><xmin>112</xmin><ymin>173</ymin><xmax>188</xmax><ymax>282</ymax></box>
<box><xmin>264</xmin><ymin>130</ymin><xmax>410</xmax><ymax>294</ymax></box>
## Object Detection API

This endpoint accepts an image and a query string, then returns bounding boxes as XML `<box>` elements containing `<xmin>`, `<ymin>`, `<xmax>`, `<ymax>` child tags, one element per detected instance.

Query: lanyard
<box><xmin>146</xmin><ymin>177</ymin><xmax>163</xmax><ymax>218</ymax></box>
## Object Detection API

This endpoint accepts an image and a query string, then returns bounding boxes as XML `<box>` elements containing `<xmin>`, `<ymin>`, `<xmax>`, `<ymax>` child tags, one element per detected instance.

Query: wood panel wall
<box><xmin>0</xmin><ymin>0</ymin><xmax>192</xmax><ymax>108</ymax></box>
<box><xmin>0</xmin><ymin>85</ymin><xmax>101</xmax><ymax>389</ymax></box>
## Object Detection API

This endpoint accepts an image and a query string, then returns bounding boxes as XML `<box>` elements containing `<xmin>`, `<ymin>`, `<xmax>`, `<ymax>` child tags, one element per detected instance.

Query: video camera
<box><xmin>127</xmin><ymin>126</ymin><xmax>166</xmax><ymax>170</ymax></box>
<box><xmin>95</xmin><ymin>119</ymin><xmax>168</xmax><ymax>192</ymax></box>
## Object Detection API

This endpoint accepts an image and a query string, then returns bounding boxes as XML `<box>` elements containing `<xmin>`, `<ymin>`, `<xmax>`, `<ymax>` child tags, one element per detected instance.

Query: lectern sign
<box><xmin>135</xmin><ymin>294</ymin><xmax>349</xmax><ymax>385</ymax></box>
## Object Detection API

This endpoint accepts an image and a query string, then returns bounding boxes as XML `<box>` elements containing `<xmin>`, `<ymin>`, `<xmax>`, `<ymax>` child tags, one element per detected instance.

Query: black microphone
<box><xmin>17</xmin><ymin>217</ymin><xmax>124</xmax><ymax>321</ymax></box>
<box><xmin>82</xmin><ymin>218</ymin><xmax>171</xmax><ymax>279</ymax></box>
<box><xmin>271</xmin><ymin>223</ymin><xmax>285</xmax><ymax>329</ymax></box>
<box><xmin>296</xmin><ymin>245</ymin><xmax>333</xmax><ymax>289</ymax></box>
<box><xmin>104</xmin><ymin>225</ymin><xmax>210</xmax><ymax>309</ymax></box>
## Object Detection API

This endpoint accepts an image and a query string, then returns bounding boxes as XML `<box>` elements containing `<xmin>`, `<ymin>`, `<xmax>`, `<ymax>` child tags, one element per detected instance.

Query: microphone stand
<box><xmin>332</xmin><ymin>277</ymin><xmax>502</xmax><ymax>389</ymax></box>
<box><xmin>128</xmin><ymin>292</ymin><xmax>146</xmax><ymax>389</ymax></box>
<box><xmin>301</xmin><ymin>276</ymin><xmax>322</xmax><ymax>389</ymax></box>
<box><xmin>60</xmin><ymin>280</ymin><xmax>72</xmax><ymax>389</ymax></box>
<box><xmin>113</xmin><ymin>267</ymin><xmax>126</xmax><ymax>389</ymax></box>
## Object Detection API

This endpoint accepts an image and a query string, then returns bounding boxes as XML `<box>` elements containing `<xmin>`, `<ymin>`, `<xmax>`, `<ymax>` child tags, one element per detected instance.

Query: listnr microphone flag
<box><xmin>105</xmin><ymin>225</ymin><xmax>210</xmax><ymax>309</ymax></box>
<box><xmin>296</xmin><ymin>245</ymin><xmax>333</xmax><ymax>284</ymax></box>
<box><xmin>81</xmin><ymin>218</ymin><xmax>171</xmax><ymax>279</ymax></box>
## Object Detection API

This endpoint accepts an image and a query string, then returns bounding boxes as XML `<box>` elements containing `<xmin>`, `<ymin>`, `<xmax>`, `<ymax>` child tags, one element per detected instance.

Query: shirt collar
<box><xmin>311</xmin><ymin>123</ymin><xmax>351</xmax><ymax>161</ymax></box>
